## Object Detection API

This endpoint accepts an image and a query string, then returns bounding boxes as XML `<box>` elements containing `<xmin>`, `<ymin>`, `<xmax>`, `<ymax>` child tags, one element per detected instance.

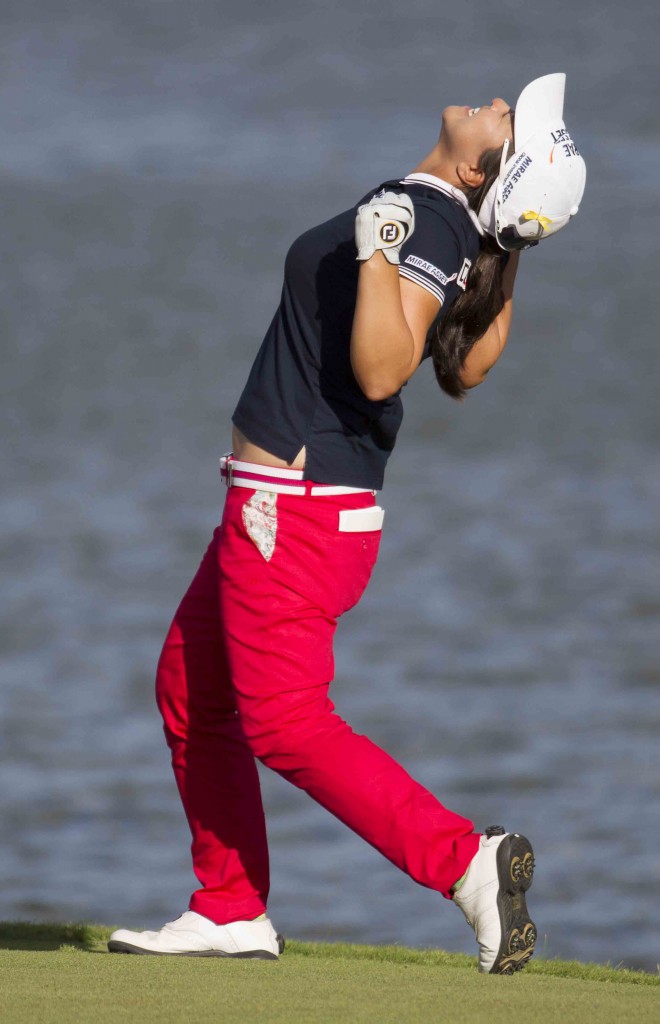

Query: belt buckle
<box><xmin>220</xmin><ymin>452</ymin><xmax>234</xmax><ymax>488</ymax></box>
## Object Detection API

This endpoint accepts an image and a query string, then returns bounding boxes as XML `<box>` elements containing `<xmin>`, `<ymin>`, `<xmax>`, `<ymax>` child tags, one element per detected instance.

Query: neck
<box><xmin>411</xmin><ymin>142</ymin><xmax>464</xmax><ymax>191</ymax></box>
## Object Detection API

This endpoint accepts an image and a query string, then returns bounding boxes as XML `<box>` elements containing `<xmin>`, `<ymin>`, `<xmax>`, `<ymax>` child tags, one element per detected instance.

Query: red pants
<box><xmin>156</xmin><ymin>484</ymin><xmax>480</xmax><ymax>925</ymax></box>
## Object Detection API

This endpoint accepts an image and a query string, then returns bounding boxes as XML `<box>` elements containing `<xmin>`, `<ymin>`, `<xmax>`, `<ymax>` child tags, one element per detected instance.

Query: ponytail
<box><xmin>431</xmin><ymin>148</ymin><xmax>508</xmax><ymax>400</ymax></box>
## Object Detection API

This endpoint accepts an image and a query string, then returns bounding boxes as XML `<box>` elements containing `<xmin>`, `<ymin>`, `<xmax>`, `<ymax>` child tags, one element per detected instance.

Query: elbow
<box><xmin>461</xmin><ymin>369</ymin><xmax>488</xmax><ymax>390</ymax></box>
<box><xmin>362</xmin><ymin>384</ymin><xmax>399</xmax><ymax>402</ymax></box>
<box><xmin>352</xmin><ymin>359</ymin><xmax>403</xmax><ymax>401</ymax></box>
<box><xmin>356</xmin><ymin>375</ymin><xmax>401</xmax><ymax>402</ymax></box>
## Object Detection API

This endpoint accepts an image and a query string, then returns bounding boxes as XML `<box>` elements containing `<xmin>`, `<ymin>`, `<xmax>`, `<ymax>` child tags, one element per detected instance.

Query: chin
<box><xmin>442</xmin><ymin>105</ymin><xmax>468</xmax><ymax>125</ymax></box>
<box><xmin>439</xmin><ymin>105</ymin><xmax>465</xmax><ymax>141</ymax></box>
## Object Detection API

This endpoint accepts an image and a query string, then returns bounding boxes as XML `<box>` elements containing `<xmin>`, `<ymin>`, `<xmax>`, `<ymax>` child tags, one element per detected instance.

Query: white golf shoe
<box><xmin>452</xmin><ymin>826</ymin><xmax>536</xmax><ymax>974</ymax></box>
<box><xmin>108</xmin><ymin>911</ymin><xmax>283</xmax><ymax>959</ymax></box>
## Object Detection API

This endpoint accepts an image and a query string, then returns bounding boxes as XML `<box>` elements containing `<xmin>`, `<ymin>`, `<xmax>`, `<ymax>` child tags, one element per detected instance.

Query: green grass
<box><xmin>1</xmin><ymin>923</ymin><xmax>658</xmax><ymax>1024</ymax></box>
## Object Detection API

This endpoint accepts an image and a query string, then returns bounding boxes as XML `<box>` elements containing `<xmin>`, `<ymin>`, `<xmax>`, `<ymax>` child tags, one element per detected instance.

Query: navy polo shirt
<box><xmin>232</xmin><ymin>173</ymin><xmax>482</xmax><ymax>489</ymax></box>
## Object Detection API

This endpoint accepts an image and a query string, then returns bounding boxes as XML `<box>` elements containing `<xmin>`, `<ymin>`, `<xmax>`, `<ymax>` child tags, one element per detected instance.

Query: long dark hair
<box><xmin>431</xmin><ymin>147</ymin><xmax>506</xmax><ymax>399</ymax></box>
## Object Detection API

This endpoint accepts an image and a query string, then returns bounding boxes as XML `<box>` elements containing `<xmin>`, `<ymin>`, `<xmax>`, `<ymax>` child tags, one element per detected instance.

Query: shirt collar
<box><xmin>399</xmin><ymin>172</ymin><xmax>485</xmax><ymax>236</ymax></box>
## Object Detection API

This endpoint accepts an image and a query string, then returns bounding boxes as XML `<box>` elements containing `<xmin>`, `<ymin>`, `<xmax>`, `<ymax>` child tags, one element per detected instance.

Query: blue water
<box><xmin>1</xmin><ymin>0</ymin><xmax>659</xmax><ymax>972</ymax></box>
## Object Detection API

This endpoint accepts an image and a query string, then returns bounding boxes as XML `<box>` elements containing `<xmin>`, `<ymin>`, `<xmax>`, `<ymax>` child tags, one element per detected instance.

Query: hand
<box><xmin>355</xmin><ymin>192</ymin><xmax>415</xmax><ymax>265</ymax></box>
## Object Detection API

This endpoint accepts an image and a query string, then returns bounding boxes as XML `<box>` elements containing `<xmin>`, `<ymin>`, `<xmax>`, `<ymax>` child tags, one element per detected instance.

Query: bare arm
<box><xmin>350</xmin><ymin>251</ymin><xmax>440</xmax><ymax>401</ymax></box>
<box><xmin>460</xmin><ymin>252</ymin><xmax>520</xmax><ymax>389</ymax></box>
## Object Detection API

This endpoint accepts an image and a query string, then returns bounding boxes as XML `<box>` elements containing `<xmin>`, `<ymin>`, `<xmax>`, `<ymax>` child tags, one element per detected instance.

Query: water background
<box><xmin>1</xmin><ymin>0</ymin><xmax>659</xmax><ymax>972</ymax></box>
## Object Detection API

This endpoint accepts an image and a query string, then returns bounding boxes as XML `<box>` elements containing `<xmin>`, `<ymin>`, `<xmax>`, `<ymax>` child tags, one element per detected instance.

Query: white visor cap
<box><xmin>478</xmin><ymin>73</ymin><xmax>586</xmax><ymax>250</ymax></box>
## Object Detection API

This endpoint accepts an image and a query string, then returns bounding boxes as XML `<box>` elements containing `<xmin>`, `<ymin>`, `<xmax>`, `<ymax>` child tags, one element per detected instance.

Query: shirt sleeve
<box><xmin>397</xmin><ymin>201</ymin><xmax>465</xmax><ymax>306</ymax></box>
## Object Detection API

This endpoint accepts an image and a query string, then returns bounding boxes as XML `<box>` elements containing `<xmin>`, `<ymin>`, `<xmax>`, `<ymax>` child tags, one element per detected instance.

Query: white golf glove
<box><xmin>355</xmin><ymin>192</ymin><xmax>415</xmax><ymax>265</ymax></box>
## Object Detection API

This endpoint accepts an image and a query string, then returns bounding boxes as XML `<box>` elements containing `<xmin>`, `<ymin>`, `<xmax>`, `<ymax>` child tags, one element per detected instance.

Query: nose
<box><xmin>491</xmin><ymin>97</ymin><xmax>511</xmax><ymax>113</ymax></box>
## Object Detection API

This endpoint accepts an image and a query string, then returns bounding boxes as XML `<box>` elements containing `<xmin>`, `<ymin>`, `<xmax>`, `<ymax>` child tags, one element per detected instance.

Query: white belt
<box><xmin>219</xmin><ymin>455</ymin><xmax>375</xmax><ymax>497</ymax></box>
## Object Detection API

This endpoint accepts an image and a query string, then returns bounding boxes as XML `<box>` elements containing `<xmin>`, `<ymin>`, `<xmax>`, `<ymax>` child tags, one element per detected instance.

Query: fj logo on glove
<box><xmin>380</xmin><ymin>222</ymin><xmax>403</xmax><ymax>244</ymax></box>
<box><xmin>355</xmin><ymin>191</ymin><xmax>414</xmax><ymax>265</ymax></box>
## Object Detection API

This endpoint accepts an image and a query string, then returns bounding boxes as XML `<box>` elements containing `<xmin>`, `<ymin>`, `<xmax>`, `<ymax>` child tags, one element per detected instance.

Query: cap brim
<box><xmin>514</xmin><ymin>73</ymin><xmax>566</xmax><ymax>149</ymax></box>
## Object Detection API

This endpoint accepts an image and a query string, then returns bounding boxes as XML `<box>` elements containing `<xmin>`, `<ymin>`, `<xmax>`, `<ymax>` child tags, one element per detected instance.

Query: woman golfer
<box><xmin>109</xmin><ymin>74</ymin><xmax>585</xmax><ymax>974</ymax></box>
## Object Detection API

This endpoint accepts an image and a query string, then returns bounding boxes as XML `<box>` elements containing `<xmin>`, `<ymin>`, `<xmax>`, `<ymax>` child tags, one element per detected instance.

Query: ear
<box><xmin>456</xmin><ymin>160</ymin><xmax>485</xmax><ymax>190</ymax></box>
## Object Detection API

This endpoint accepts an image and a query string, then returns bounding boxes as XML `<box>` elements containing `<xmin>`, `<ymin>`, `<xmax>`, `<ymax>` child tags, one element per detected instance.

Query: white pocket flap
<box><xmin>338</xmin><ymin>506</ymin><xmax>385</xmax><ymax>533</ymax></box>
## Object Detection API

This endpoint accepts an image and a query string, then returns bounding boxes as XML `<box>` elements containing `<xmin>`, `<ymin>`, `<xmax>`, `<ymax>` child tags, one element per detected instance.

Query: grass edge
<box><xmin>0</xmin><ymin>921</ymin><xmax>657</xmax><ymax>986</ymax></box>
